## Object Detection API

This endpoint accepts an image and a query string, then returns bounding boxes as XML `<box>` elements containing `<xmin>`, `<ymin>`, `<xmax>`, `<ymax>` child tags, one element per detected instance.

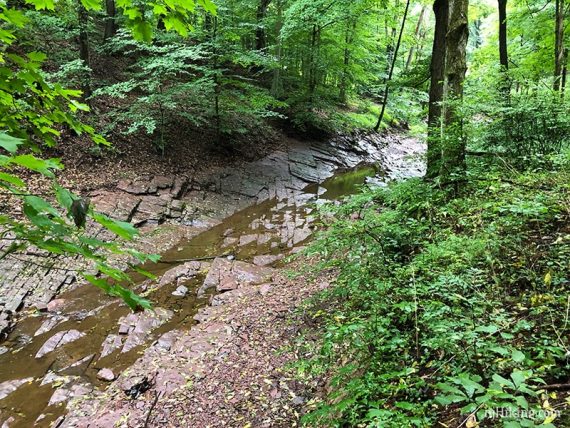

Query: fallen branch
<box><xmin>540</xmin><ymin>383</ymin><xmax>570</xmax><ymax>391</ymax></box>
<box><xmin>143</xmin><ymin>391</ymin><xmax>161</xmax><ymax>428</ymax></box>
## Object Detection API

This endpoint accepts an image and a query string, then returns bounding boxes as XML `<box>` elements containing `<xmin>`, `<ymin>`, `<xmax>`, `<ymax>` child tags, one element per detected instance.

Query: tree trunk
<box><xmin>103</xmin><ymin>0</ymin><xmax>117</xmax><ymax>40</ymax></box>
<box><xmin>375</xmin><ymin>0</ymin><xmax>411</xmax><ymax>131</ymax></box>
<box><xmin>426</xmin><ymin>0</ymin><xmax>448</xmax><ymax>179</ymax></box>
<box><xmin>498</xmin><ymin>0</ymin><xmax>510</xmax><ymax>95</ymax></box>
<box><xmin>440</xmin><ymin>0</ymin><xmax>469</xmax><ymax>184</ymax></box>
<box><xmin>339</xmin><ymin>20</ymin><xmax>356</xmax><ymax>104</ymax></box>
<box><xmin>271</xmin><ymin>0</ymin><xmax>284</xmax><ymax>97</ymax></box>
<box><xmin>308</xmin><ymin>25</ymin><xmax>319</xmax><ymax>102</ymax></box>
<box><xmin>78</xmin><ymin>1</ymin><xmax>92</xmax><ymax>100</ymax></box>
<box><xmin>255</xmin><ymin>0</ymin><xmax>271</xmax><ymax>51</ymax></box>
<box><xmin>562</xmin><ymin>48</ymin><xmax>568</xmax><ymax>95</ymax></box>
<box><xmin>498</xmin><ymin>0</ymin><xmax>508</xmax><ymax>71</ymax></box>
<box><xmin>554</xmin><ymin>0</ymin><xmax>565</xmax><ymax>91</ymax></box>
<box><xmin>406</xmin><ymin>6</ymin><xmax>427</xmax><ymax>71</ymax></box>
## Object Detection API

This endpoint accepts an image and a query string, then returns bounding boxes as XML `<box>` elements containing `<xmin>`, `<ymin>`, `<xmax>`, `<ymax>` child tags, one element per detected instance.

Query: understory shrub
<box><xmin>296</xmin><ymin>165</ymin><xmax>570</xmax><ymax>427</ymax></box>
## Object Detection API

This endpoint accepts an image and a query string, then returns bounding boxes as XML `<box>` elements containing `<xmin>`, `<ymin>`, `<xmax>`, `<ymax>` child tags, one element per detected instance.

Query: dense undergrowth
<box><xmin>297</xmin><ymin>155</ymin><xmax>570</xmax><ymax>427</ymax></box>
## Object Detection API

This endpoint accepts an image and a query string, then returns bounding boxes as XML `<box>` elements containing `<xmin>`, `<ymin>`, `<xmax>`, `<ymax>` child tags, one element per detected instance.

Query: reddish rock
<box><xmin>36</xmin><ymin>330</ymin><xmax>85</xmax><ymax>358</ymax></box>
<box><xmin>200</xmin><ymin>258</ymin><xmax>274</xmax><ymax>294</ymax></box>
<box><xmin>159</xmin><ymin>261</ymin><xmax>207</xmax><ymax>287</ymax></box>
<box><xmin>100</xmin><ymin>334</ymin><xmax>124</xmax><ymax>359</ymax></box>
<box><xmin>97</xmin><ymin>368</ymin><xmax>115</xmax><ymax>382</ymax></box>
<box><xmin>34</xmin><ymin>302</ymin><xmax>48</xmax><ymax>312</ymax></box>
<box><xmin>253</xmin><ymin>254</ymin><xmax>284</xmax><ymax>267</ymax></box>
<box><xmin>238</xmin><ymin>234</ymin><xmax>258</xmax><ymax>246</ymax></box>
<box><xmin>259</xmin><ymin>284</ymin><xmax>272</xmax><ymax>296</ymax></box>
<box><xmin>117</xmin><ymin>308</ymin><xmax>174</xmax><ymax>353</ymax></box>
<box><xmin>47</xmin><ymin>299</ymin><xmax>67</xmax><ymax>312</ymax></box>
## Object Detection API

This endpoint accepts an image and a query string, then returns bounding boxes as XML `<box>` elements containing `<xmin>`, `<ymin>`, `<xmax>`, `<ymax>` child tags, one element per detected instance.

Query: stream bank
<box><xmin>0</xmin><ymin>133</ymin><xmax>424</xmax><ymax>427</ymax></box>
<box><xmin>0</xmin><ymin>132</ymin><xmax>417</xmax><ymax>335</ymax></box>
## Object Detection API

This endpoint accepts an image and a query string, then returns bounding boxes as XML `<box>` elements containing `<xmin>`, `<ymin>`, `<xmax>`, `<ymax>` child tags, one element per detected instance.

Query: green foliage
<box><xmin>95</xmin><ymin>22</ymin><xmax>286</xmax><ymax>152</ymax></box>
<box><xmin>296</xmin><ymin>167</ymin><xmax>570</xmax><ymax>426</ymax></box>
<box><xmin>466</xmin><ymin>89</ymin><xmax>570</xmax><ymax>161</ymax></box>
<box><xmin>0</xmin><ymin>0</ymin><xmax>213</xmax><ymax>308</ymax></box>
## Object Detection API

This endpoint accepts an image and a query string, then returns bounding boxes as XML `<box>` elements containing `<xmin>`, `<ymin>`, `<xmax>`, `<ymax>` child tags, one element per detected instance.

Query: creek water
<box><xmin>0</xmin><ymin>163</ymin><xmax>379</xmax><ymax>427</ymax></box>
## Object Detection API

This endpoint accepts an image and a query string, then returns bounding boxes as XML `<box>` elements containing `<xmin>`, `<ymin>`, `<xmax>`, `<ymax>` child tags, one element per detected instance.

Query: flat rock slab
<box><xmin>0</xmin><ymin>377</ymin><xmax>33</xmax><ymax>400</ymax></box>
<box><xmin>101</xmin><ymin>308</ymin><xmax>174</xmax><ymax>357</ymax></box>
<box><xmin>253</xmin><ymin>254</ymin><xmax>284</xmax><ymax>267</ymax></box>
<box><xmin>158</xmin><ymin>261</ymin><xmax>210</xmax><ymax>287</ymax></box>
<box><xmin>49</xmin><ymin>382</ymin><xmax>93</xmax><ymax>406</ymax></box>
<box><xmin>200</xmin><ymin>258</ymin><xmax>274</xmax><ymax>294</ymax></box>
<box><xmin>36</xmin><ymin>330</ymin><xmax>85</xmax><ymax>358</ymax></box>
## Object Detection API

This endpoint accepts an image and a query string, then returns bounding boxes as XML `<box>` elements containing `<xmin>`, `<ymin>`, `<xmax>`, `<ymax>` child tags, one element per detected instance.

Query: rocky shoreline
<box><xmin>0</xmin><ymin>132</ymin><xmax>413</xmax><ymax>336</ymax></box>
<box><xmin>0</xmin><ymin>132</ymin><xmax>424</xmax><ymax>427</ymax></box>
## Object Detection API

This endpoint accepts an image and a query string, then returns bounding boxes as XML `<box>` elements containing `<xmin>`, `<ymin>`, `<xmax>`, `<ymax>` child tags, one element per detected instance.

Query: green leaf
<box><xmin>0</xmin><ymin>172</ymin><xmax>25</xmax><ymax>188</ymax></box>
<box><xmin>198</xmin><ymin>0</ymin><xmax>217</xmax><ymax>15</ymax></box>
<box><xmin>114</xmin><ymin>285</ymin><xmax>152</xmax><ymax>311</ymax></box>
<box><xmin>54</xmin><ymin>183</ymin><xmax>74</xmax><ymax>210</ymax></box>
<box><xmin>0</xmin><ymin>133</ymin><xmax>24</xmax><ymax>154</ymax></box>
<box><xmin>514</xmin><ymin>395</ymin><xmax>529</xmax><ymax>409</ymax></box>
<box><xmin>510</xmin><ymin>370</ymin><xmax>530</xmax><ymax>389</ymax></box>
<box><xmin>455</xmin><ymin>374</ymin><xmax>485</xmax><ymax>398</ymax></box>
<box><xmin>132</xmin><ymin>18</ymin><xmax>152</xmax><ymax>42</ymax></box>
<box><xmin>24</xmin><ymin>0</ymin><xmax>55</xmax><ymax>11</ymax></box>
<box><xmin>24</xmin><ymin>195</ymin><xmax>59</xmax><ymax>216</ymax></box>
<box><xmin>492</xmin><ymin>373</ymin><xmax>514</xmax><ymax>389</ymax></box>
<box><xmin>131</xmin><ymin>265</ymin><xmax>157</xmax><ymax>280</ymax></box>
<box><xmin>84</xmin><ymin>274</ymin><xmax>112</xmax><ymax>294</ymax></box>
<box><xmin>511</xmin><ymin>349</ymin><xmax>525</xmax><ymax>363</ymax></box>
<box><xmin>80</xmin><ymin>0</ymin><xmax>101</xmax><ymax>10</ymax></box>
<box><xmin>11</xmin><ymin>155</ymin><xmax>62</xmax><ymax>177</ymax></box>
<box><xmin>92</xmin><ymin>212</ymin><xmax>138</xmax><ymax>240</ymax></box>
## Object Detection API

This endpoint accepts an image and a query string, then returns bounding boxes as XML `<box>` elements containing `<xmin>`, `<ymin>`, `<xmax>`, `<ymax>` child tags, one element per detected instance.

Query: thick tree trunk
<box><xmin>554</xmin><ymin>0</ymin><xmax>565</xmax><ymax>90</ymax></box>
<box><xmin>426</xmin><ymin>0</ymin><xmax>448</xmax><ymax>179</ymax></box>
<box><xmin>78</xmin><ymin>1</ymin><xmax>92</xmax><ymax>100</ymax></box>
<box><xmin>498</xmin><ymin>0</ymin><xmax>510</xmax><ymax>95</ymax></box>
<box><xmin>103</xmin><ymin>0</ymin><xmax>117</xmax><ymax>40</ymax></box>
<box><xmin>440</xmin><ymin>0</ymin><xmax>469</xmax><ymax>183</ymax></box>
<box><xmin>498</xmin><ymin>0</ymin><xmax>508</xmax><ymax>70</ymax></box>
<box><xmin>255</xmin><ymin>0</ymin><xmax>271</xmax><ymax>51</ymax></box>
<box><xmin>406</xmin><ymin>6</ymin><xmax>427</xmax><ymax>71</ymax></box>
<box><xmin>375</xmin><ymin>0</ymin><xmax>411</xmax><ymax>131</ymax></box>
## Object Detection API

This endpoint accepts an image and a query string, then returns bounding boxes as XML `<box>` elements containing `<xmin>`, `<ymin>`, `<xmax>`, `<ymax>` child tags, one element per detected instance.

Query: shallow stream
<box><xmin>0</xmin><ymin>163</ymin><xmax>379</xmax><ymax>427</ymax></box>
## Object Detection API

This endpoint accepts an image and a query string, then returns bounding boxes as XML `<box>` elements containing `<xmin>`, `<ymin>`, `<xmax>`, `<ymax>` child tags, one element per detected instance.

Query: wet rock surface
<box><xmin>0</xmin><ymin>133</ymin><xmax>425</xmax><ymax>427</ymax></box>
<box><xmin>0</xmin><ymin>133</ymin><xmax>419</xmax><ymax>336</ymax></box>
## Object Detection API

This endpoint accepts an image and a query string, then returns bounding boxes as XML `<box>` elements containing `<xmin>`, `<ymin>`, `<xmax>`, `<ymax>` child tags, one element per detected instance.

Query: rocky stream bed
<box><xmin>0</xmin><ymin>133</ymin><xmax>424</xmax><ymax>427</ymax></box>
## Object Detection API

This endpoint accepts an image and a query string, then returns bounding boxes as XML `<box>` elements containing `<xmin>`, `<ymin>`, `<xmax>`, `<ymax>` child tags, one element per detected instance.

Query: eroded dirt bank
<box><xmin>0</xmin><ymin>132</ymin><xmax>424</xmax><ymax>427</ymax></box>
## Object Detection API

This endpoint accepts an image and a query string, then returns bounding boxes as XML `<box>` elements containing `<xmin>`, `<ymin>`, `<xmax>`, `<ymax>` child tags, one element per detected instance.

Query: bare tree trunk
<box><xmin>271</xmin><ymin>0</ymin><xmax>284</xmax><ymax>97</ymax></box>
<box><xmin>339</xmin><ymin>20</ymin><xmax>356</xmax><ymax>104</ymax></box>
<box><xmin>426</xmin><ymin>0</ymin><xmax>448</xmax><ymax>179</ymax></box>
<box><xmin>406</xmin><ymin>6</ymin><xmax>427</xmax><ymax>71</ymax></box>
<box><xmin>255</xmin><ymin>0</ymin><xmax>271</xmax><ymax>51</ymax></box>
<box><xmin>498</xmin><ymin>0</ymin><xmax>510</xmax><ymax>96</ymax></box>
<box><xmin>103</xmin><ymin>0</ymin><xmax>117</xmax><ymax>40</ymax></box>
<box><xmin>562</xmin><ymin>48</ymin><xmax>568</xmax><ymax>96</ymax></box>
<box><xmin>78</xmin><ymin>1</ymin><xmax>92</xmax><ymax>100</ymax></box>
<box><xmin>554</xmin><ymin>0</ymin><xmax>565</xmax><ymax>91</ymax></box>
<box><xmin>308</xmin><ymin>25</ymin><xmax>320</xmax><ymax>102</ymax></box>
<box><xmin>498</xmin><ymin>0</ymin><xmax>508</xmax><ymax>70</ymax></box>
<box><xmin>374</xmin><ymin>0</ymin><xmax>411</xmax><ymax>131</ymax></box>
<box><xmin>440</xmin><ymin>0</ymin><xmax>469</xmax><ymax>184</ymax></box>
